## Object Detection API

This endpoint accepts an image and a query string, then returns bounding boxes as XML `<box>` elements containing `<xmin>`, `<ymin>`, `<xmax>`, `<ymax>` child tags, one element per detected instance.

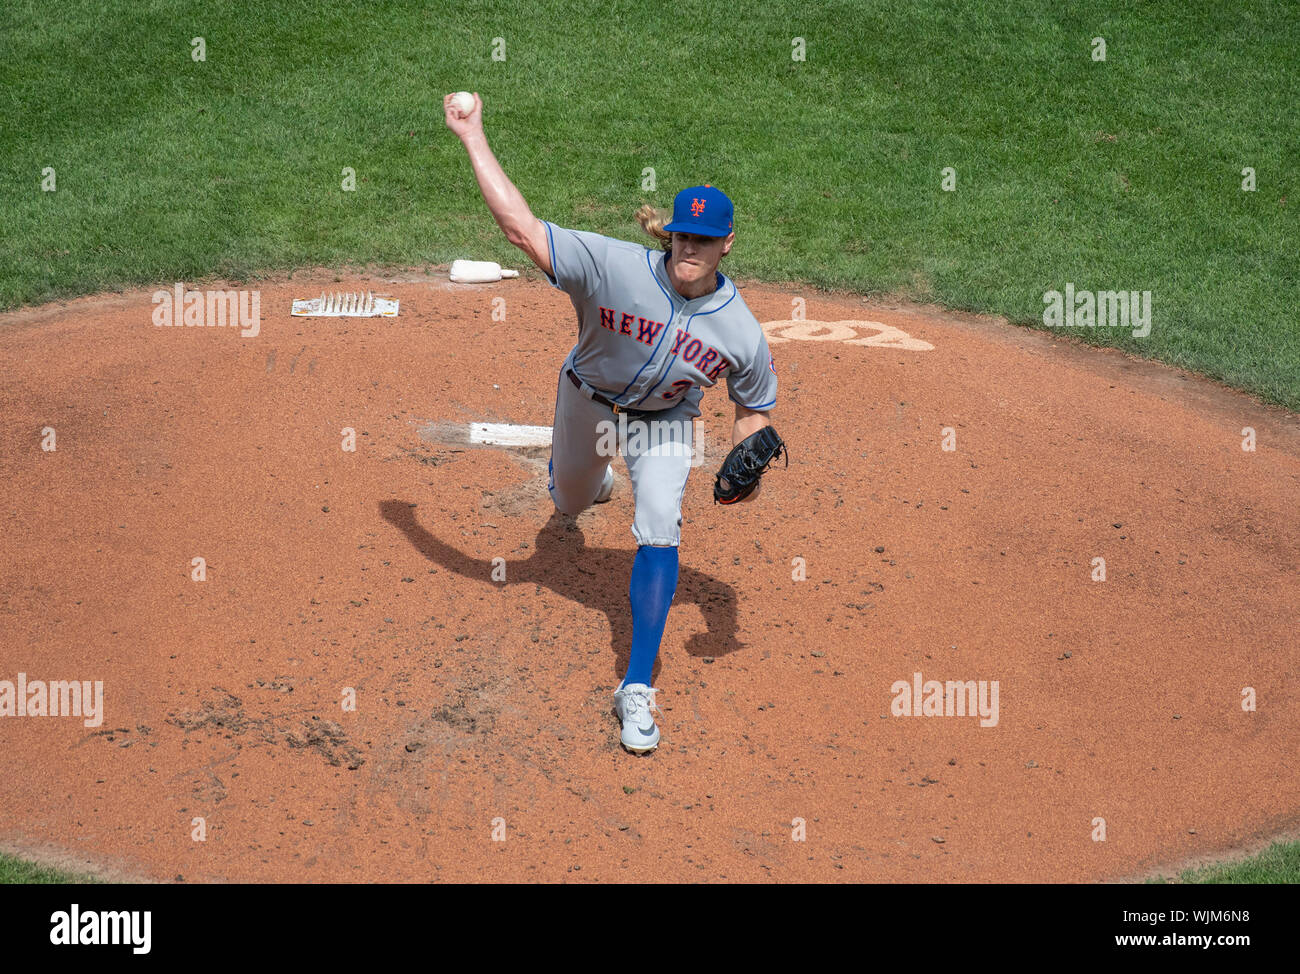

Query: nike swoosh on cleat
<box><xmin>637</xmin><ymin>725</ymin><xmax>656</xmax><ymax>735</ymax></box>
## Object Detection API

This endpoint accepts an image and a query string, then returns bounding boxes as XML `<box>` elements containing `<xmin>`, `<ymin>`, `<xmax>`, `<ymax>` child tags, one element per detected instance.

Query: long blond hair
<box><xmin>635</xmin><ymin>203</ymin><xmax>673</xmax><ymax>253</ymax></box>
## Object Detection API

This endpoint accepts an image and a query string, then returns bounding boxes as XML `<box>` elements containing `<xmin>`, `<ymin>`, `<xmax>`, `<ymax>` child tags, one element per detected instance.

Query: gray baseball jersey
<box><xmin>540</xmin><ymin>222</ymin><xmax>778</xmax><ymax>417</ymax></box>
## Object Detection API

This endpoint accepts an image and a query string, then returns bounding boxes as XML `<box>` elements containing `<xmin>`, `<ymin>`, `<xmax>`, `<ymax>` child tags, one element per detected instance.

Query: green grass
<box><xmin>5</xmin><ymin>842</ymin><xmax>1296</xmax><ymax>884</ymax></box>
<box><xmin>1146</xmin><ymin>841</ymin><xmax>1300</xmax><ymax>884</ymax></box>
<box><xmin>0</xmin><ymin>851</ymin><xmax>100</xmax><ymax>884</ymax></box>
<box><xmin>1</xmin><ymin>0</ymin><xmax>1297</xmax><ymax>406</ymax></box>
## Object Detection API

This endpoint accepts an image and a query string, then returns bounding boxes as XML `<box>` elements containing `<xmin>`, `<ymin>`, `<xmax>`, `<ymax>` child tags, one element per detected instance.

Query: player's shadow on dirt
<box><xmin>378</xmin><ymin>501</ymin><xmax>744</xmax><ymax>680</ymax></box>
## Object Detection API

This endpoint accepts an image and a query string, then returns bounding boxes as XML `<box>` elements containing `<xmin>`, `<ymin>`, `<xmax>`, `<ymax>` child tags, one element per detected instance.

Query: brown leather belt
<box><xmin>567</xmin><ymin>368</ymin><xmax>654</xmax><ymax>418</ymax></box>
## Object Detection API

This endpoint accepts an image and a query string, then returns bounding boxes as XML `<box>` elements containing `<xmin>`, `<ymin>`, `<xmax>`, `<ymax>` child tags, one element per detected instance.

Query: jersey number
<box><xmin>661</xmin><ymin>379</ymin><xmax>693</xmax><ymax>401</ymax></box>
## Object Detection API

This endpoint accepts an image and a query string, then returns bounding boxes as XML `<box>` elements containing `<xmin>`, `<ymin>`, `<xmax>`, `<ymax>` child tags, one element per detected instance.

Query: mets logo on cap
<box><xmin>665</xmin><ymin>184</ymin><xmax>734</xmax><ymax>237</ymax></box>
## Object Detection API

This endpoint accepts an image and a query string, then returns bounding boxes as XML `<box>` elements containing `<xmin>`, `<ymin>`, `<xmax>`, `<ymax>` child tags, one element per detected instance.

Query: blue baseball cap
<box><xmin>663</xmin><ymin>184</ymin><xmax>734</xmax><ymax>237</ymax></box>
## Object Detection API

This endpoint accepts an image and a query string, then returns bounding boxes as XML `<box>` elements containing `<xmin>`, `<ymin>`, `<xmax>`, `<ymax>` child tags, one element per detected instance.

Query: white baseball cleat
<box><xmin>613</xmin><ymin>681</ymin><xmax>661</xmax><ymax>753</ymax></box>
<box><xmin>593</xmin><ymin>463</ymin><xmax>614</xmax><ymax>503</ymax></box>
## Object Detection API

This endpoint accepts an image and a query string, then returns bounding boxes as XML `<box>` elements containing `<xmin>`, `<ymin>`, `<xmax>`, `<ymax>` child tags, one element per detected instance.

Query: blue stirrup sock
<box><xmin>623</xmin><ymin>544</ymin><xmax>679</xmax><ymax>688</ymax></box>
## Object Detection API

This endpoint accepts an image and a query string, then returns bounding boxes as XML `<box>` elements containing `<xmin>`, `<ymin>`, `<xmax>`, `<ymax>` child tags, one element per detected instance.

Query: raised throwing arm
<box><xmin>444</xmin><ymin>92</ymin><xmax>552</xmax><ymax>277</ymax></box>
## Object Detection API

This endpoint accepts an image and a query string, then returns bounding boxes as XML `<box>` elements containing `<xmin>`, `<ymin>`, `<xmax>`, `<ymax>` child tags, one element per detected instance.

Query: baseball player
<box><xmin>445</xmin><ymin>92</ymin><xmax>781</xmax><ymax>753</ymax></box>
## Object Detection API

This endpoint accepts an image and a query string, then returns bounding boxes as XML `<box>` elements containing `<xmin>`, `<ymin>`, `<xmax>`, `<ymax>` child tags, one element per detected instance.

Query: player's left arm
<box><xmin>714</xmin><ymin>318</ymin><xmax>782</xmax><ymax>504</ymax></box>
<box><xmin>731</xmin><ymin>403</ymin><xmax>773</xmax><ymax>503</ymax></box>
<box><xmin>733</xmin><ymin>401</ymin><xmax>771</xmax><ymax>445</ymax></box>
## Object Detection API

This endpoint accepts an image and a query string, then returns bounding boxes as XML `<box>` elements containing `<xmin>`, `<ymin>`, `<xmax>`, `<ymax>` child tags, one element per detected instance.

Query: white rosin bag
<box><xmin>449</xmin><ymin>259</ymin><xmax>521</xmax><ymax>283</ymax></box>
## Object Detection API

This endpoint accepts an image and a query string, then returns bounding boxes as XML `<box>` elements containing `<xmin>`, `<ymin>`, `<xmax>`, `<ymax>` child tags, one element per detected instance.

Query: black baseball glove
<box><xmin>714</xmin><ymin>425</ymin><xmax>787</xmax><ymax>504</ymax></box>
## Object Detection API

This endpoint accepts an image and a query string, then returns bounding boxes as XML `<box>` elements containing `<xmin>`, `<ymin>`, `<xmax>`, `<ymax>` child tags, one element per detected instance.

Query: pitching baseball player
<box><xmin>445</xmin><ymin>92</ymin><xmax>784</xmax><ymax>753</ymax></box>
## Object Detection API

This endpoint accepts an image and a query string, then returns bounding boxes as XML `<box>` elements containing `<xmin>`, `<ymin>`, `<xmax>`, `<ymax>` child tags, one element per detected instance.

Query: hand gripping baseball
<box><xmin>443</xmin><ymin>91</ymin><xmax>483</xmax><ymax>139</ymax></box>
<box><xmin>714</xmin><ymin>425</ymin><xmax>787</xmax><ymax>504</ymax></box>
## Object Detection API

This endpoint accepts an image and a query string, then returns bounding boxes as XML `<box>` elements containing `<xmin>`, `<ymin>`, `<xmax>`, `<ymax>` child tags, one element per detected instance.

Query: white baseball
<box><xmin>450</xmin><ymin>91</ymin><xmax>474</xmax><ymax>116</ymax></box>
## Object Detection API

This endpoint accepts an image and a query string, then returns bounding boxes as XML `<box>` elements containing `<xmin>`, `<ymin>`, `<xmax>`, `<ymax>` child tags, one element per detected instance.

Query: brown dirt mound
<box><xmin>1</xmin><ymin>266</ymin><xmax>1297</xmax><ymax>882</ymax></box>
